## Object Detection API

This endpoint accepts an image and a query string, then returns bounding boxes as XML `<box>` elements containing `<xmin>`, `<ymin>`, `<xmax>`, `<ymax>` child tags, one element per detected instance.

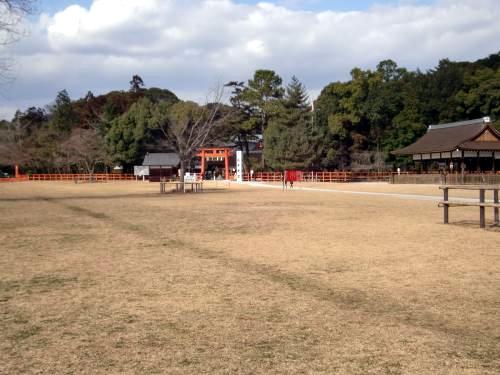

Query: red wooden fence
<box><xmin>28</xmin><ymin>174</ymin><xmax>135</xmax><ymax>181</ymax></box>
<box><xmin>2</xmin><ymin>172</ymin><xmax>392</xmax><ymax>183</ymax></box>
<box><xmin>0</xmin><ymin>176</ymin><xmax>29</xmax><ymax>183</ymax></box>
<box><xmin>243</xmin><ymin>171</ymin><xmax>392</xmax><ymax>183</ymax></box>
<box><xmin>0</xmin><ymin>174</ymin><xmax>136</xmax><ymax>182</ymax></box>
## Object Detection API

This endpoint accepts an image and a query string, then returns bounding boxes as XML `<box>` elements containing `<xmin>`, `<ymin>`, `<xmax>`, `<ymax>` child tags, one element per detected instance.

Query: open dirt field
<box><xmin>0</xmin><ymin>181</ymin><xmax>499</xmax><ymax>374</ymax></box>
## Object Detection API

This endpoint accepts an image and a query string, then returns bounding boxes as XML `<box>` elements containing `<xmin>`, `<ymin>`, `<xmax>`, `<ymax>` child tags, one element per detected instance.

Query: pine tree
<box><xmin>285</xmin><ymin>76</ymin><xmax>309</xmax><ymax>109</ymax></box>
<box><xmin>50</xmin><ymin>90</ymin><xmax>78</xmax><ymax>133</ymax></box>
<box><xmin>264</xmin><ymin>77</ymin><xmax>320</xmax><ymax>170</ymax></box>
<box><xmin>129</xmin><ymin>75</ymin><xmax>145</xmax><ymax>93</ymax></box>
<box><xmin>240</xmin><ymin>70</ymin><xmax>284</xmax><ymax>168</ymax></box>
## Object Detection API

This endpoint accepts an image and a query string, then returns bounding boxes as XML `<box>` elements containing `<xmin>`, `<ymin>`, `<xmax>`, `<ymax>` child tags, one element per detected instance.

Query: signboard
<box><xmin>134</xmin><ymin>166</ymin><xmax>150</xmax><ymax>176</ymax></box>
<box><xmin>236</xmin><ymin>150</ymin><xmax>243</xmax><ymax>182</ymax></box>
<box><xmin>184</xmin><ymin>173</ymin><xmax>197</xmax><ymax>182</ymax></box>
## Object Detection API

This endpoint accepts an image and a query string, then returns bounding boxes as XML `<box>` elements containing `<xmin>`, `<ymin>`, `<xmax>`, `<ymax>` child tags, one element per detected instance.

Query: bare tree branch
<box><xmin>0</xmin><ymin>0</ymin><xmax>36</xmax><ymax>83</ymax></box>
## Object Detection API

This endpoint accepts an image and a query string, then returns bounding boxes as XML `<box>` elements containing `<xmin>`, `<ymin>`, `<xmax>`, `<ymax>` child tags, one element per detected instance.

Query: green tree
<box><xmin>418</xmin><ymin>59</ymin><xmax>467</xmax><ymax>123</ymax></box>
<box><xmin>50</xmin><ymin>89</ymin><xmax>78</xmax><ymax>133</ymax></box>
<box><xmin>455</xmin><ymin>67</ymin><xmax>500</xmax><ymax>122</ymax></box>
<box><xmin>12</xmin><ymin>106</ymin><xmax>47</xmax><ymax>136</ymax></box>
<box><xmin>315</xmin><ymin>70</ymin><xmax>367</xmax><ymax>169</ymax></box>
<box><xmin>129</xmin><ymin>74</ymin><xmax>145</xmax><ymax>93</ymax></box>
<box><xmin>240</xmin><ymin>69</ymin><xmax>284</xmax><ymax>168</ymax></box>
<box><xmin>383</xmin><ymin>84</ymin><xmax>427</xmax><ymax>168</ymax></box>
<box><xmin>144</xmin><ymin>87</ymin><xmax>179</xmax><ymax>105</ymax></box>
<box><xmin>264</xmin><ymin>77</ymin><xmax>320</xmax><ymax>170</ymax></box>
<box><xmin>225</xmin><ymin>81</ymin><xmax>260</xmax><ymax>169</ymax></box>
<box><xmin>105</xmin><ymin>98</ymin><xmax>154</xmax><ymax>167</ymax></box>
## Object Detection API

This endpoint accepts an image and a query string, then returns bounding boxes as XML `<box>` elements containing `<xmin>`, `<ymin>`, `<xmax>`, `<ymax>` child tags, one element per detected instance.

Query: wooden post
<box><xmin>479</xmin><ymin>189</ymin><xmax>485</xmax><ymax>228</ymax></box>
<box><xmin>224</xmin><ymin>149</ymin><xmax>230</xmax><ymax>180</ymax></box>
<box><xmin>15</xmin><ymin>164</ymin><xmax>20</xmax><ymax>178</ymax></box>
<box><xmin>443</xmin><ymin>188</ymin><xmax>449</xmax><ymax>224</ymax></box>
<box><xmin>200</xmin><ymin>150</ymin><xmax>205</xmax><ymax>180</ymax></box>
<box><xmin>494</xmin><ymin>189</ymin><xmax>499</xmax><ymax>224</ymax></box>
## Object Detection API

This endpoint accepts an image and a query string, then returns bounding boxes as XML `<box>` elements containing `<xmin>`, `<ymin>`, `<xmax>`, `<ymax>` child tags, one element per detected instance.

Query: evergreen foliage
<box><xmin>1</xmin><ymin>51</ymin><xmax>500</xmax><ymax>173</ymax></box>
<box><xmin>50</xmin><ymin>90</ymin><xmax>78</xmax><ymax>133</ymax></box>
<box><xmin>264</xmin><ymin>76</ymin><xmax>320</xmax><ymax>169</ymax></box>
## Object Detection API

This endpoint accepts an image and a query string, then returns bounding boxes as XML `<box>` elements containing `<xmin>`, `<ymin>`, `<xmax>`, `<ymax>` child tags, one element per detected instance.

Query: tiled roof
<box><xmin>393</xmin><ymin>118</ymin><xmax>500</xmax><ymax>155</ymax></box>
<box><xmin>142</xmin><ymin>153</ymin><xmax>180</xmax><ymax>166</ymax></box>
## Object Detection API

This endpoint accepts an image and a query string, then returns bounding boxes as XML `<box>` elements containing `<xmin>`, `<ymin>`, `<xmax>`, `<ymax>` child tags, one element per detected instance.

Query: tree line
<box><xmin>1</xmin><ymin>52</ymin><xmax>499</xmax><ymax>175</ymax></box>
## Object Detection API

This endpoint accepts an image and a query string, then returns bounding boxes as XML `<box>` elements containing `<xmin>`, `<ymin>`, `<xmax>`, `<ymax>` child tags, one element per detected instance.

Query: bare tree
<box><xmin>151</xmin><ymin>84</ymin><xmax>230</xmax><ymax>183</ymax></box>
<box><xmin>0</xmin><ymin>116</ymin><xmax>33</xmax><ymax>166</ymax></box>
<box><xmin>0</xmin><ymin>0</ymin><xmax>35</xmax><ymax>42</ymax></box>
<box><xmin>0</xmin><ymin>0</ymin><xmax>37</xmax><ymax>82</ymax></box>
<box><xmin>60</xmin><ymin>128</ymin><xmax>110</xmax><ymax>179</ymax></box>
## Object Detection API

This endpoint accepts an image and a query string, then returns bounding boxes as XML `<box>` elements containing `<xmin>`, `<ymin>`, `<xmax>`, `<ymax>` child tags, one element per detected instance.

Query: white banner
<box><xmin>236</xmin><ymin>150</ymin><xmax>243</xmax><ymax>182</ymax></box>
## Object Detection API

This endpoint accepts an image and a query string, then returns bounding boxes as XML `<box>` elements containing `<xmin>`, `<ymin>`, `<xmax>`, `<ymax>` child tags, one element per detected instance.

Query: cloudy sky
<box><xmin>0</xmin><ymin>0</ymin><xmax>499</xmax><ymax>120</ymax></box>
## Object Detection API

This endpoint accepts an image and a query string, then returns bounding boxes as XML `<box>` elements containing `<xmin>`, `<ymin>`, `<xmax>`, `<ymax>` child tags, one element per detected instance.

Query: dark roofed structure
<box><xmin>393</xmin><ymin>117</ymin><xmax>500</xmax><ymax>155</ymax></box>
<box><xmin>392</xmin><ymin>117</ymin><xmax>500</xmax><ymax>172</ymax></box>
<box><xmin>142</xmin><ymin>153</ymin><xmax>180</xmax><ymax>182</ymax></box>
<box><xmin>142</xmin><ymin>153</ymin><xmax>180</xmax><ymax>167</ymax></box>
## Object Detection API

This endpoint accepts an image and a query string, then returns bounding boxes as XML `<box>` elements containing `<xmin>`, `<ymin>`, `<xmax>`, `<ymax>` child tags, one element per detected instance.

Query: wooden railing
<box><xmin>0</xmin><ymin>176</ymin><xmax>29</xmax><ymax>183</ymax></box>
<box><xmin>28</xmin><ymin>174</ymin><xmax>135</xmax><ymax>181</ymax></box>
<box><xmin>391</xmin><ymin>172</ymin><xmax>500</xmax><ymax>185</ymax></box>
<box><xmin>243</xmin><ymin>171</ymin><xmax>392</xmax><ymax>183</ymax></box>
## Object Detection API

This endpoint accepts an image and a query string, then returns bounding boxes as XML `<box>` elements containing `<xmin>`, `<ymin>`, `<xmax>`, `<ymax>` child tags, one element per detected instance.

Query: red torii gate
<box><xmin>197</xmin><ymin>147</ymin><xmax>233</xmax><ymax>180</ymax></box>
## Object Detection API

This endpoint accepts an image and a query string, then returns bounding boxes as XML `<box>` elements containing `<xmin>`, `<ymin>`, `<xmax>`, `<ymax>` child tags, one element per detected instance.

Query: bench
<box><xmin>160</xmin><ymin>181</ymin><xmax>203</xmax><ymax>194</ymax></box>
<box><xmin>439</xmin><ymin>185</ymin><xmax>499</xmax><ymax>228</ymax></box>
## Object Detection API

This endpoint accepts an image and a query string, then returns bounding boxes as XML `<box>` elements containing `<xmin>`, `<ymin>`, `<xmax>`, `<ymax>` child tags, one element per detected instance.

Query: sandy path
<box><xmin>244</xmin><ymin>181</ymin><xmax>497</xmax><ymax>202</ymax></box>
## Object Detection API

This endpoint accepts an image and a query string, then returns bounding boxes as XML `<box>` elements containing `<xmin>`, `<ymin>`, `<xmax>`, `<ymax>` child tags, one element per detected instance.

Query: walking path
<box><xmin>244</xmin><ymin>182</ymin><xmax>487</xmax><ymax>203</ymax></box>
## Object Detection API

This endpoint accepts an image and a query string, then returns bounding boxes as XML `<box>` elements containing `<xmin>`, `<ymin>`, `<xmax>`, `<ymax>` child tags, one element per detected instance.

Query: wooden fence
<box><xmin>391</xmin><ymin>172</ymin><xmax>500</xmax><ymax>185</ymax></box>
<box><xmin>13</xmin><ymin>171</ymin><xmax>499</xmax><ymax>185</ymax></box>
<box><xmin>27</xmin><ymin>174</ymin><xmax>135</xmax><ymax>181</ymax></box>
<box><xmin>243</xmin><ymin>171</ymin><xmax>392</xmax><ymax>183</ymax></box>
<box><xmin>0</xmin><ymin>176</ymin><xmax>29</xmax><ymax>183</ymax></box>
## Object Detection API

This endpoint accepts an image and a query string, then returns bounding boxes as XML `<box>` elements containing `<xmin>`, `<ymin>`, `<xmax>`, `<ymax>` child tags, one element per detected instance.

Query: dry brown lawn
<box><xmin>0</xmin><ymin>181</ymin><xmax>498</xmax><ymax>374</ymax></box>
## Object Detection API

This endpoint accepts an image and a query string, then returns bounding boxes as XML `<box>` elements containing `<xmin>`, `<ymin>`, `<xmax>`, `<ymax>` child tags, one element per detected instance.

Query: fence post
<box><xmin>479</xmin><ymin>189</ymin><xmax>485</xmax><ymax>228</ymax></box>
<box><xmin>494</xmin><ymin>189</ymin><xmax>499</xmax><ymax>224</ymax></box>
<box><xmin>443</xmin><ymin>188</ymin><xmax>449</xmax><ymax>224</ymax></box>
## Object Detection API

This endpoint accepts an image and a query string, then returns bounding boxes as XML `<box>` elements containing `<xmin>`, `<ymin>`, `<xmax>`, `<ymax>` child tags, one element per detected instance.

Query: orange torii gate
<box><xmin>197</xmin><ymin>147</ymin><xmax>234</xmax><ymax>180</ymax></box>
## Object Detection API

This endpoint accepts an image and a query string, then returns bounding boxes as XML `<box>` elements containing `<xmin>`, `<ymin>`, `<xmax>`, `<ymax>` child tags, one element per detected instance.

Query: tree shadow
<box><xmin>0</xmin><ymin>189</ymin><xmax>234</xmax><ymax>202</ymax></box>
<box><xmin>447</xmin><ymin>220</ymin><xmax>500</xmax><ymax>232</ymax></box>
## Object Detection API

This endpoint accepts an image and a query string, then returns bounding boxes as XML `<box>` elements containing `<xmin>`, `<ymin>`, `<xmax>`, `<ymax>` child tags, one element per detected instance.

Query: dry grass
<box><xmin>0</xmin><ymin>181</ymin><xmax>499</xmax><ymax>374</ymax></box>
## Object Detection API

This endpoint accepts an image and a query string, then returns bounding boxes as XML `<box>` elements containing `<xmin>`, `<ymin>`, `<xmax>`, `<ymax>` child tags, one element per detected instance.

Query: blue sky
<box><xmin>2</xmin><ymin>0</ymin><xmax>498</xmax><ymax>120</ymax></box>
<box><xmin>38</xmin><ymin>0</ymin><xmax>435</xmax><ymax>14</ymax></box>
<box><xmin>237</xmin><ymin>0</ymin><xmax>434</xmax><ymax>11</ymax></box>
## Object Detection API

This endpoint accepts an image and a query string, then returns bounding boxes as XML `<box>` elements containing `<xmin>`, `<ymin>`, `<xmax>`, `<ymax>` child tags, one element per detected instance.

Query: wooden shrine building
<box><xmin>142</xmin><ymin>153</ymin><xmax>180</xmax><ymax>182</ymax></box>
<box><xmin>393</xmin><ymin>117</ymin><xmax>500</xmax><ymax>172</ymax></box>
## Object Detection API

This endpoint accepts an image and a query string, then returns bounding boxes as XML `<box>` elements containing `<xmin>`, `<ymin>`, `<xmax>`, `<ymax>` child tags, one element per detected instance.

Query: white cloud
<box><xmin>1</xmin><ymin>0</ymin><xmax>499</xmax><ymax>119</ymax></box>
